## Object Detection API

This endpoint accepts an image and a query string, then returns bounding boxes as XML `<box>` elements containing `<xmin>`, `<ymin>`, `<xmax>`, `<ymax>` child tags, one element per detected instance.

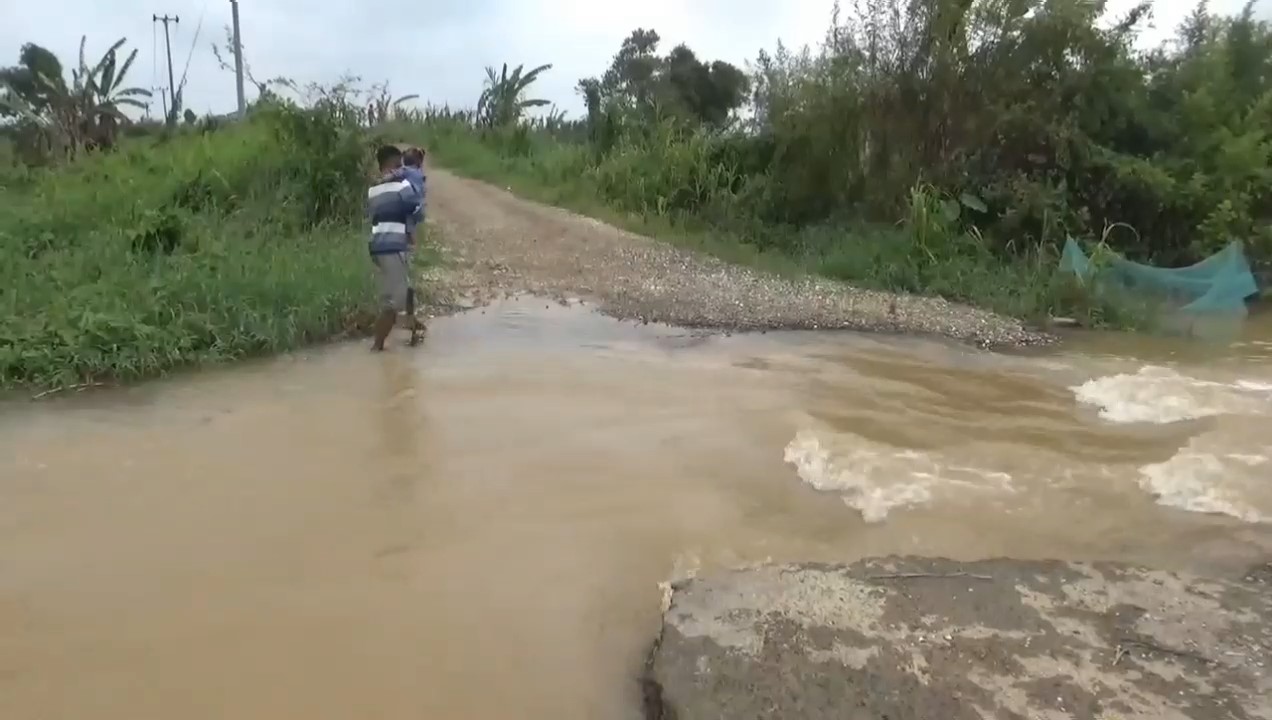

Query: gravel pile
<box><xmin>419</xmin><ymin>168</ymin><xmax>1055</xmax><ymax>349</ymax></box>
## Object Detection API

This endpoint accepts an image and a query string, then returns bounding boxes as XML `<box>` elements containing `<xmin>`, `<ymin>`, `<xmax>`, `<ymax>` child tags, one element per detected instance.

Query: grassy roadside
<box><xmin>398</xmin><ymin>122</ymin><xmax>1131</xmax><ymax>328</ymax></box>
<box><xmin>0</xmin><ymin>104</ymin><xmax>426</xmax><ymax>391</ymax></box>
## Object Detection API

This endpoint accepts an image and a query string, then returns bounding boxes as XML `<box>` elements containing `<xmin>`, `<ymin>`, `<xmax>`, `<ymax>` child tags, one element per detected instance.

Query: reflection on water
<box><xmin>374</xmin><ymin>354</ymin><xmax>425</xmax><ymax>504</ymax></box>
<box><xmin>2</xmin><ymin>295</ymin><xmax>1271</xmax><ymax>720</ymax></box>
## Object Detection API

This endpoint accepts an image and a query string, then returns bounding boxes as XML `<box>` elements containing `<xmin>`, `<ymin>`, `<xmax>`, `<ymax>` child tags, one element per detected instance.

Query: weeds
<box><xmin>407</xmin><ymin>119</ymin><xmax>1132</xmax><ymax>326</ymax></box>
<box><xmin>407</xmin><ymin>1</ymin><xmax>1271</xmax><ymax>330</ymax></box>
<box><xmin>0</xmin><ymin>101</ymin><xmax>402</xmax><ymax>390</ymax></box>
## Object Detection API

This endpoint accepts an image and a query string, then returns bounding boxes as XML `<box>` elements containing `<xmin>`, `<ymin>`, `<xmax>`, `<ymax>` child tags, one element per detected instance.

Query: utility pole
<box><xmin>230</xmin><ymin>0</ymin><xmax>246</xmax><ymax>118</ymax></box>
<box><xmin>152</xmin><ymin>13</ymin><xmax>179</xmax><ymax>125</ymax></box>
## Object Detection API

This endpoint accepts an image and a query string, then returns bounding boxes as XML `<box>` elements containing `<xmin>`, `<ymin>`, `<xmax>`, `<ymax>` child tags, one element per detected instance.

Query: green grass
<box><xmin>398</xmin><ymin>121</ymin><xmax>1135</xmax><ymax>328</ymax></box>
<box><xmin>1</xmin><ymin>104</ymin><xmax>425</xmax><ymax>390</ymax></box>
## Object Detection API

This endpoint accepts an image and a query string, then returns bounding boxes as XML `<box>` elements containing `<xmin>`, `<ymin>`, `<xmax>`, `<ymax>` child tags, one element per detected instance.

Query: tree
<box><xmin>0</xmin><ymin>43</ymin><xmax>66</xmax><ymax>118</ymax></box>
<box><xmin>211</xmin><ymin>24</ymin><xmax>291</xmax><ymax>105</ymax></box>
<box><xmin>578</xmin><ymin>29</ymin><xmax>750</xmax><ymax>130</ymax></box>
<box><xmin>0</xmin><ymin>36</ymin><xmax>151</xmax><ymax>159</ymax></box>
<box><xmin>476</xmin><ymin>62</ymin><xmax>552</xmax><ymax>127</ymax></box>
<box><xmin>602</xmin><ymin>28</ymin><xmax>662</xmax><ymax>106</ymax></box>
<box><xmin>663</xmin><ymin>45</ymin><xmax>749</xmax><ymax>126</ymax></box>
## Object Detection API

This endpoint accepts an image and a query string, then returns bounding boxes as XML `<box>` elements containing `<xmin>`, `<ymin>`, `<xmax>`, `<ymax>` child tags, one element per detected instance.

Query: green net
<box><xmin>1058</xmin><ymin>237</ymin><xmax>1259</xmax><ymax>338</ymax></box>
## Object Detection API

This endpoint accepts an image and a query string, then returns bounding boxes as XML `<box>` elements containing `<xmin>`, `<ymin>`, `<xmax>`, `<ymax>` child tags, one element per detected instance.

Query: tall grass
<box><xmin>405</xmin><ymin>117</ymin><xmax>1129</xmax><ymax>325</ymax></box>
<box><xmin>0</xmin><ymin>102</ymin><xmax>404</xmax><ymax>389</ymax></box>
<box><xmin>402</xmin><ymin>0</ymin><xmax>1271</xmax><ymax>331</ymax></box>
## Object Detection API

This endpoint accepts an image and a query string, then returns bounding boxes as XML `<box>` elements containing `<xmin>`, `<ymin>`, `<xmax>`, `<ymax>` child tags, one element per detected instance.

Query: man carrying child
<box><xmin>367</xmin><ymin>144</ymin><xmax>424</xmax><ymax>351</ymax></box>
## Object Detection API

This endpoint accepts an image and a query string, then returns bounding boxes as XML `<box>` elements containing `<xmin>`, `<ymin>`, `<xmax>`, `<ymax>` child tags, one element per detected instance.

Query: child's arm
<box><xmin>397</xmin><ymin>180</ymin><xmax>423</xmax><ymax>217</ymax></box>
<box><xmin>398</xmin><ymin>180</ymin><xmax>424</xmax><ymax>247</ymax></box>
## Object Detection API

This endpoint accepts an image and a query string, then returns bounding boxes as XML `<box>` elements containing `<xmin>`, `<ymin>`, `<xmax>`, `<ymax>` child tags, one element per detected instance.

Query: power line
<box><xmin>176</xmin><ymin>0</ymin><xmax>209</xmax><ymax>102</ymax></box>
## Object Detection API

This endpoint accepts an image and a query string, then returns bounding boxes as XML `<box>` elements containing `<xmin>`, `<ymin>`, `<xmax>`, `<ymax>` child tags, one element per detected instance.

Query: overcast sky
<box><xmin>1</xmin><ymin>0</ymin><xmax>1267</xmax><ymax>120</ymax></box>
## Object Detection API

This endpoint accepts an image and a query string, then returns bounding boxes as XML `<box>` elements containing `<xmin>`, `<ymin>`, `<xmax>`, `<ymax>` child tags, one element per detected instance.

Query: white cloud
<box><xmin>0</xmin><ymin>0</ymin><xmax>831</xmax><ymax>118</ymax></box>
<box><xmin>0</xmin><ymin>0</ymin><xmax>1265</xmax><ymax>120</ymax></box>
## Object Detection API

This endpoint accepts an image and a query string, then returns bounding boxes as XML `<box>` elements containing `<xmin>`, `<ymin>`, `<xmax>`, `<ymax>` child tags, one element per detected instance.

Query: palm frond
<box><xmin>91</xmin><ymin>39</ymin><xmax>128</xmax><ymax>81</ymax></box>
<box><xmin>518</xmin><ymin>64</ymin><xmax>553</xmax><ymax>90</ymax></box>
<box><xmin>75</xmin><ymin>36</ymin><xmax>88</xmax><ymax>94</ymax></box>
<box><xmin>111</xmin><ymin>97</ymin><xmax>150</xmax><ymax>110</ymax></box>
<box><xmin>93</xmin><ymin>104</ymin><xmax>132</xmax><ymax>122</ymax></box>
<box><xmin>507</xmin><ymin>64</ymin><xmax>525</xmax><ymax>88</ymax></box>
<box><xmin>112</xmin><ymin>48</ymin><xmax>140</xmax><ymax>94</ymax></box>
<box><xmin>98</xmin><ymin>51</ymin><xmax>118</xmax><ymax>96</ymax></box>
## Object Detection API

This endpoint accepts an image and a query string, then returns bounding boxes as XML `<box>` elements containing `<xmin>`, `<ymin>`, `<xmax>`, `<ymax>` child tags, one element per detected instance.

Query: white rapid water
<box><xmin>783</xmin><ymin>428</ymin><xmax>1013</xmax><ymax>522</ymax></box>
<box><xmin>1072</xmin><ymin>365</ymin><xmax>1272</xmax><ymax>424</ymax></box>
<box><xmin>782</xmin><ymin>338</ymin><xmax>1272</xmax><ymax>526</ymax></box>
<box><xmin>1073</xmin><ymin>364</ymin><xmax>1272</xmax><ymax>523</ymax></box>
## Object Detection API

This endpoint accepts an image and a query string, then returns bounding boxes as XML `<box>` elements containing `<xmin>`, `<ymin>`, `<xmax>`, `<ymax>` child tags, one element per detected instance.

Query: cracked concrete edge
<box><xmin>643</xmin><ymin>557</ymin><xmax>1272</xmax><ymax>720</ymax></box>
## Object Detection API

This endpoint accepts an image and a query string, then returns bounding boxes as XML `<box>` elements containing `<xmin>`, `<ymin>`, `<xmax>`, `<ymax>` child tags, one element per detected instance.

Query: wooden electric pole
<box><xmin>153</xmin><ymin>13</ymin><xmax>180</xmax><ymax>125</ymax></box>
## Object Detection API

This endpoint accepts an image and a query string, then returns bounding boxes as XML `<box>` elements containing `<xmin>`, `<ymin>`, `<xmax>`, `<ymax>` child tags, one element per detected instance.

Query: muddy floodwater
<box><xmin>4</xmin><ymin>296</ymin><xmax>1272</xmax><ymax>720</ymax></box>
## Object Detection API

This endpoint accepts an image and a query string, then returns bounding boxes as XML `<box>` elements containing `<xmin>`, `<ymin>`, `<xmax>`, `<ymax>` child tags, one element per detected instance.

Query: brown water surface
<box><xmin>4</xmin><ymin>296</ymin><xmax>1272</xmax><ymax>719</ymax></box>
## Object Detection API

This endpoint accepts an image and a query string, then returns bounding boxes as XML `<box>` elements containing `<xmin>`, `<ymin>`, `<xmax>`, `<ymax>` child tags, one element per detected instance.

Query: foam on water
<box><xmin>782</xmin><ymin>429</ymin><xmax>1011</xmax><ymax>523</ymax></box>
<box><xmin>1137</xmin><ymin>437</ymin><xmax>1270</xmax><ymax>524</ymax></box>
<box><xmin>1071</xmin><ymin>365</ymin><xmax>1272</xmax><ymax>424</ymax></box>
<box><xmin>1071</xmin><ymin>364</ymin><xmax>1272</xmax><ymax>523</ymax></box>
<box><xmin>789</xmin><ymin>362</ymin><xmax>1272</xmax><ymax>525</ymax></box>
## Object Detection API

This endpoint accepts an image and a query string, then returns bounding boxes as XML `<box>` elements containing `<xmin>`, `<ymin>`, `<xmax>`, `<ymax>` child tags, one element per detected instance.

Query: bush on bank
<box><xmin>0</xmin><ymin>102</ymin><xmax>398</xmax><ymax>389</ymax></box>
<box><xmin>400</xmin><ymin>0</ymin><xmax>1272</xmax><ymax>329</ymax></box>
<box><xmin>402</xmin><ymin>118</ymin><xmax>1139</xmax><ymax>327</ymax></box>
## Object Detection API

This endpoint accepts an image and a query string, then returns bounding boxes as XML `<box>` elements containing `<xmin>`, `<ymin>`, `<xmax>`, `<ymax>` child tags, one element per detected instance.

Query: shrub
<box><xmin>0</xmin><ymin>101</ymin><xmax>400</xmax><ymax>389</ymax></box>
<box><xmin>405</xmin><ymin>1</ymin><xmax>1272</xmax><ymax>329</ymax></box>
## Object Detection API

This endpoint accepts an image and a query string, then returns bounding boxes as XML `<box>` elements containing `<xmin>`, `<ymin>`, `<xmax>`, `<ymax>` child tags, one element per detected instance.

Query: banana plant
<box><xmin>476</xmin><ymin>62</ymin><xmax>552</xmax><ymax>127</ymax></box>
<box><xmin>73</xmin><ymin>36</ymin><xmax>152</xmax><ymax>146</ymax></box>
<box><xmin>0</xmin><ymin>35</ymin><xmax>151</xmax><ymax>158</ymax></box>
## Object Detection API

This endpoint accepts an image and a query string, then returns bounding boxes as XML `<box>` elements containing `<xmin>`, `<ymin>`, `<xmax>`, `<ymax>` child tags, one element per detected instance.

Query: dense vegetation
<box><xmin>405</xmin><ymin>0</ymin><xmax>1272</xmax><ymax>324</ymax></box>
<box><xmin>0</xmin><ymin>36</ymin><xmax>154</xmax><ymax>163</ymax></box>
<box><xmin>3</xmin><ymin>0</ymin><xmax>1268</xmax><ymax>387</ymax></box>
<box><xmin>0</xmin><ymin>38</ymin><xmax>401</xmax><ymax>389</ymax></box>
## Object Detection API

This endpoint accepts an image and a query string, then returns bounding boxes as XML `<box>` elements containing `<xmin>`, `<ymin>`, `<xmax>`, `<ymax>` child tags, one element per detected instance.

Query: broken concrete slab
<box><xmin>645</xmin><ymin>557</ymin><xmax>1272</xmax><ymax>720</ymax></box>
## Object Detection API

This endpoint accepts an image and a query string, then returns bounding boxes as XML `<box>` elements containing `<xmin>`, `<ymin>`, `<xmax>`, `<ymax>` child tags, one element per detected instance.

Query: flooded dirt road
<box><xmin>3</xmin><ymin>296</ymin><xmax>1272</xmax><ymax>719</ymax></box>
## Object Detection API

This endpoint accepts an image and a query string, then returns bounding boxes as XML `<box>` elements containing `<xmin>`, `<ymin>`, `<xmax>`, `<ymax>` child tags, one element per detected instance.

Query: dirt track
<box><xmin>419</xmin><ymin>168</ymin><xmax>1051</xmax><ymax>348</ymax></box>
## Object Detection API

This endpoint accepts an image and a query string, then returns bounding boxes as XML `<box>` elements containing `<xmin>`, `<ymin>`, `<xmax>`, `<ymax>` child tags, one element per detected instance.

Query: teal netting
<box><xmin>1059</xmin><ymin>237</ymin><xmax>1259</xmax><ymax>337</ymax></box>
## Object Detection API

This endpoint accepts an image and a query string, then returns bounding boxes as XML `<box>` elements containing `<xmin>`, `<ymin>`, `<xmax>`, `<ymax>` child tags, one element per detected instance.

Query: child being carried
<box><xmin>400</xmin><ymin>146</ymin><xmax>426</xmax><ymax>248</ymax></box>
